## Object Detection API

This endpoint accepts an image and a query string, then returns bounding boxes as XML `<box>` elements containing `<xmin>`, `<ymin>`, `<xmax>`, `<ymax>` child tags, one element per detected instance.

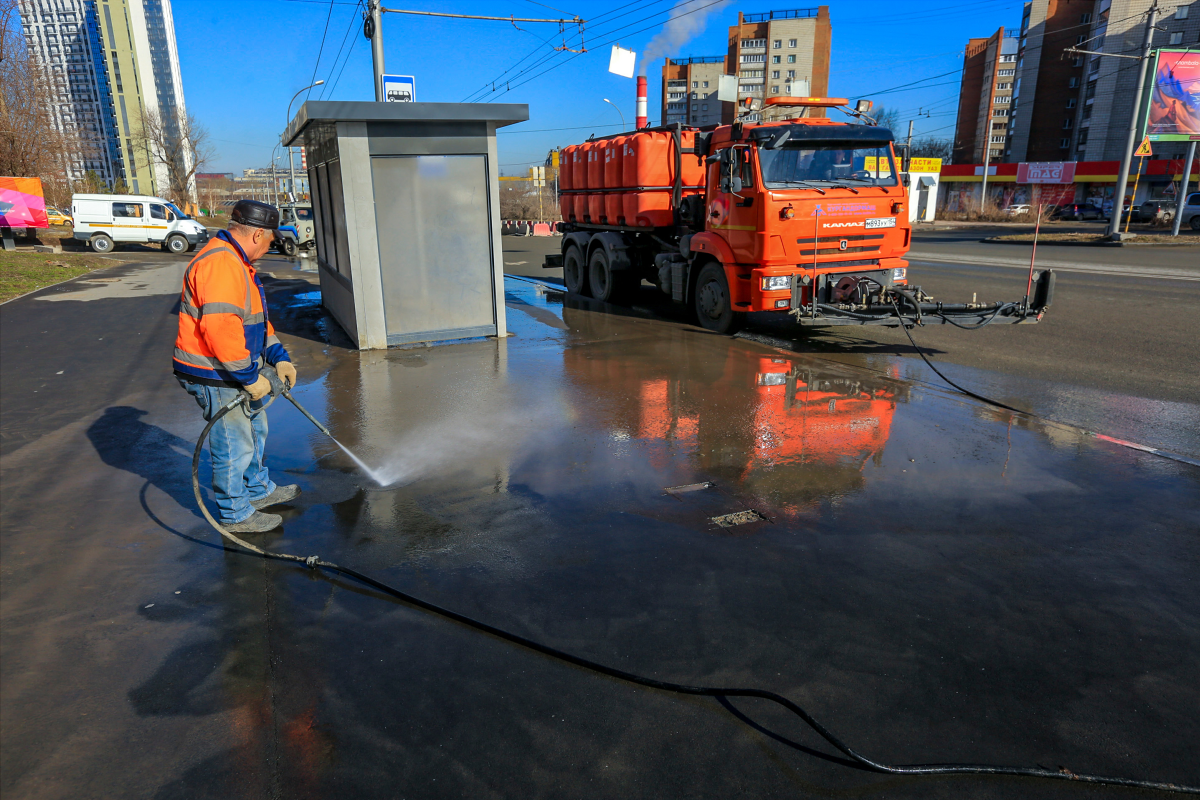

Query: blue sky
<box><xmin>174</xmin><ymin>0</ymin><xmax>1025</xmax><ymax>174</ymax></box>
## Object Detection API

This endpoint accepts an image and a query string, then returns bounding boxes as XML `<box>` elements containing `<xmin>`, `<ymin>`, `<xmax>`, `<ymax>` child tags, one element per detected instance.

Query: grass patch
<box><xmin>989</xmin><ymin>231</ymin><xmax>1200</xmax><ymax>245</ymax></box>
<box><xmin>0</xmin><ymin>252</ymin><xmax>128</xmax><ymax>302</ymax></box>
<box><xmin>197</xmin><ymin>214</ymin><xmax>229</xmax><ymax>229</ymax></box>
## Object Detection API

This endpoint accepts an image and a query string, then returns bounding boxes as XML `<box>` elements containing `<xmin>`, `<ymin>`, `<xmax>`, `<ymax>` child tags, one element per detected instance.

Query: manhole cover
<box><xmin>711</xmin><ymin>510</ymin><xmax>767</xmax><ymax>528</ymax></box>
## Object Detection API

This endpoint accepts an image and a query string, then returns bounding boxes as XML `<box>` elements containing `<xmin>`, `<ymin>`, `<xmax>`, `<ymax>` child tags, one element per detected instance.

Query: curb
<box><xmin>981</xmin><ymin>236</ymin><xmax>1199</xmax><ymax>248</ymax></box>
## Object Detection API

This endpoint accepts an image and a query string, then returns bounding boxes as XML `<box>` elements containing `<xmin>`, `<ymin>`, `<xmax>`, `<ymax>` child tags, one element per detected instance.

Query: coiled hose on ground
<box><xmin>190</xmin><ymin>391</ymin><xmax>1198</xmax><ymax>795</ymax></box>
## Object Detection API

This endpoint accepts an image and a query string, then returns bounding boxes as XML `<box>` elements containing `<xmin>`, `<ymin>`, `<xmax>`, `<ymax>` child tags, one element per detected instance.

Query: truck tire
<box><xmin>588</xmin><ymin>248</ymin><xmax>635</xmax><ymax>304</ymax></box>
<box><xmin>90</xmin><ymin>233</ymin><xmax>114</xmax><ymax>253</ymax></box>
<box><xmin>283</xmin><ymin>238</ymin><xmax>298</xmax><ymax>257</ymax></box>
<box><xmin>694</xmin><ymin>262</ymin><xmax>745</xmax><ymax>335</ymax></box>
<box><xmin>165</xmin><ymin>234</ymin><xmax>188</xmax><ymax>254</ymax></box>
<box><xmin>563</xmin><ymin>245</ymin><xmax>589</xmax><ymax>296</ymax></box>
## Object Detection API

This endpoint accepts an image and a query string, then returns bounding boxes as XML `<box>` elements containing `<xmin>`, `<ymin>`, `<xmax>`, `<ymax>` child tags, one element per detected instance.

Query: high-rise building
<box><xmin>952</xmin><ymin>29</ymin><xmax>1019</xmax><ymax>164</ymax></box>
<box><xmin>1066</xmin><ymin>0</ymin><xmax>1200</xmax><ymax>162</ymax></box>
<box><xmin>662</xmin><ymin>56</ymin><xmax>728</xmax><ymax>127</ymax></box>
<box><xmin>728</xmin><ymin>8</ymin><xmax>831</xmax><ymax>121</ymax></box>
<box><xmin>18</xmin><ymin>0</ymin><xmax>190</xmax><ymax>197</ymax></box>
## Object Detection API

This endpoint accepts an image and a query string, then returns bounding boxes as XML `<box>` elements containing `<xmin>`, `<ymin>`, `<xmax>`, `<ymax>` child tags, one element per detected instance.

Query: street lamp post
<box><xmin>285</xmin><ymin>81</ymin><xmax>324</xmax><ymax>206</ymax></box>
<box><xmin>602</xmin><ymin>98</ymin><xmax>626</xmax><ymax>130</ymax></box>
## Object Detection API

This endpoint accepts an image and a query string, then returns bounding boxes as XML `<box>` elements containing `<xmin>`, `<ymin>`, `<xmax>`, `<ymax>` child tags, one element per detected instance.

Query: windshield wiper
<box><xmin>768</xmin><ymin>181</ymin><xmax>827</xmax><ymax>194</ymax></box>
<box><xmin>828</xmin><ymin>184</ymin><xmax>860</xmax><ymax>194</ymax></box>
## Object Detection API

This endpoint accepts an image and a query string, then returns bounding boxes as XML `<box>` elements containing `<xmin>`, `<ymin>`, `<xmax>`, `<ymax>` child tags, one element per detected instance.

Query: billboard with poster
<box><xmin>0</xmin><ymin>177</ymin><xmax>49</xmax><ymax>228</ymax></box>
<box><xmin>1145</xmin><ymin>49</ymin><xmax>1200</xmax><ymax>141</ymax></box>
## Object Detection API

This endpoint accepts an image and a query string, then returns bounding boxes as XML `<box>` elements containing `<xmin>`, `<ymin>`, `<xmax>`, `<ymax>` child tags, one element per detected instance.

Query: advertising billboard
<box><xmin>1145</xmin><ymin>49</ymin><xmax>1200</xmax><ymax>142</ymax></box>
<box><xmin>0</xmin><ymin>177</ymin><xmax>49</xmax><ymax>229</ymax></box>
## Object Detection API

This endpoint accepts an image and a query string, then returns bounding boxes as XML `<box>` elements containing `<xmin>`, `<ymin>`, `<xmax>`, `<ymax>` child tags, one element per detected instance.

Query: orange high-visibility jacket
<box><xmin>173</xmin><ymin>231</ymin><xmax>290</xmax><ymax>386</ymax></box>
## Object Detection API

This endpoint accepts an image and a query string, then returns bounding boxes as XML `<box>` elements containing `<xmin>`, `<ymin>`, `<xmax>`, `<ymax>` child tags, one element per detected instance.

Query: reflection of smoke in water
<box><xmin>340</xmin><ymin>400</ymin><xmax>566</xmax><ymax>488</ymax></box>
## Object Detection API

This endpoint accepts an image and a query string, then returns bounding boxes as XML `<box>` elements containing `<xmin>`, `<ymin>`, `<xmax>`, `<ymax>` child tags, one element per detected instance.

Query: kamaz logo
<box><xmin>822</xmin><ymin>222</ymin><xmax>862</xmax><ymax>228</ymax></box>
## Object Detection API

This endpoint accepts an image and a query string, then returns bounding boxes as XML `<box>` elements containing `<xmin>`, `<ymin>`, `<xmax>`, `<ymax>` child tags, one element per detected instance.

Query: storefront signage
<box><xmin>908</xmin><ymin>157</ymin><xmax>942</xmax><ymax>173</ymax></box>
<box><xmin>1017</xmin><ymin>161</ymin><xmax>1077</xmax><ymax>184</ymax></box>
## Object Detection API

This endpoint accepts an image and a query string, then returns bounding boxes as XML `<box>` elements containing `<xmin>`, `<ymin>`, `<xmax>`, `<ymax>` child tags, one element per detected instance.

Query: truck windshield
<box><xmin>758</xmin><ymin>143</ymin><xmax>898</xmax><ymax>189</ymax></box>
<box><xmin>293</xmin><ymin>207</ymin><xmax>314</xmax><ymax>221</ymax></box>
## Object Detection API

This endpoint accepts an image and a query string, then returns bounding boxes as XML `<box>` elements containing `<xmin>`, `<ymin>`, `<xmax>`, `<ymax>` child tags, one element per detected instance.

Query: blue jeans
<box><xmin>178</xmin><ymin>379</ymin><xmax>276</xmax><ymax>524</ymax></box>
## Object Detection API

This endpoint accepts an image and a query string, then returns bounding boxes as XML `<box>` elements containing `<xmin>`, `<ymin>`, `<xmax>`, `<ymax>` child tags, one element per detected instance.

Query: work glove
<box><xmin>275</xmin><ymin>361</ymin><xmax>297</xmax><ymax>389</ymax></box>
<box><xmin>245</xmin><ymin>374</ymin><xmax>272</xmax><ymax>401</ymax></box>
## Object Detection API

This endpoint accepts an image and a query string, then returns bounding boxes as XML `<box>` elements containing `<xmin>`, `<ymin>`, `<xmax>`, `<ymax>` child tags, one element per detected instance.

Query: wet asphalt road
<box><xmin>2</xmin><ymin>243</ymin><xmax>1198</xmax><ymax>799</ymax></box>
<box><xmin>507</xmin><ymin>232</ymin><xmax>1200</xmax><ymax>459</ymax></box>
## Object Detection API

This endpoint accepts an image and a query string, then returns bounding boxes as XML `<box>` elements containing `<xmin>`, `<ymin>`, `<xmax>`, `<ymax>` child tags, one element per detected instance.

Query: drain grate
<box><xmin>664</xmin><ymin>481</ymin><xmax>714</xmax><ymax>495</ymax></box>
<box><xmin>711</xmin><ymin>510</ymin><xmax>767</xmax><ymax>528</ymax></box>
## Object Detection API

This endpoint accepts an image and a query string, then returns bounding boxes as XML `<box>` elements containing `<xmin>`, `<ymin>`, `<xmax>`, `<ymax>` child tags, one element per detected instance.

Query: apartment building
<box><xmin>18</xmin><ymin>0</ymin><xmax>190</xmax><ymax>196</ymax></box>
<box><xmin>1068</xmin><ymin>0</ymin><xmax>1200</xmax><ymax>162</ymax></box>
<box><xmin>952</xmin><ymin>29</ymin><xmax>1020</xmax><ymax>163</ymax></box>
<box><xmin>727</xmin><ymin>7</ymin><xmax>831</xmax><ymax>121</ymax></box>
<box><xmin>662</xmin><ymin>56</ymin><xmax>728</xmax><ymax>126</ymax></box>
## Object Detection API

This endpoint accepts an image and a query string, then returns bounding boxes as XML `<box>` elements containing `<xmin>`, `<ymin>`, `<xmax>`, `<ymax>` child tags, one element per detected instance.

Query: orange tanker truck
<box><xmin>547</xmin><ymin>97</ymin><xmax>1055</xmax><ymax>334</ymax></box>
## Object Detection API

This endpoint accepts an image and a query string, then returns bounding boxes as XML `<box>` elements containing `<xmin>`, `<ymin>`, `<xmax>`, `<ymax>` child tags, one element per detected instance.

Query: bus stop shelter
<box><xmin>284</xmin><ymin>101</ymin><xmax>529</xmax><ymax>349</ymax></box>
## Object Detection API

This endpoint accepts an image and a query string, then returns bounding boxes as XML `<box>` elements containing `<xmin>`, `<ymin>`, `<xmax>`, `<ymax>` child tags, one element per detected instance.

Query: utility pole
<box><xmin>1171</xmin><ymin>140</ymin><xmax>1196</xmax><ymax>236</ymax></box>
<box><xmin>368</xmin><ymin>0</ymin><xmax>385</xmax><ymax>101</ymax></box>
<box><xmin>906</xmin><ymin>119</ymin><xmax>914</xmax><ymax>151</ymax></box>
<box><xmin>1103</xmin><ymin>0</ymin><xmax>1158</xmax><ymax>239</ymax></box>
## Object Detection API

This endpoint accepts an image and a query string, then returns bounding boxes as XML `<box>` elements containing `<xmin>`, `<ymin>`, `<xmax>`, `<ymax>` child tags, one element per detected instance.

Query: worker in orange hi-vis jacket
<box><xmin>173</xmin><ymin>200</ymin><xmax>300</xmax><ymax>533</ymax></box>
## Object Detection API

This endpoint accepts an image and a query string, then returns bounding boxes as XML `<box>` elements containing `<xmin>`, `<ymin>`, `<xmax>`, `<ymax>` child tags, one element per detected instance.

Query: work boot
<box><xmin>224</xmin><ymin>511</ymin><xmax>282</xmax><ymax>533</ymax></box>
<box><xmin>251</xmin><ymin>484</ymin><xmax>302</xmax><ymax>510</ymax></box>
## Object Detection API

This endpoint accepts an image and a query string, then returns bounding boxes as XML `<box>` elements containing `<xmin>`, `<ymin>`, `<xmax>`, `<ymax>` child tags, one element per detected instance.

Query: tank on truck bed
<box><xmin>547</xmin><ymin>97</ymin><xmax>1053</xmax><ymax>334</ymax></box>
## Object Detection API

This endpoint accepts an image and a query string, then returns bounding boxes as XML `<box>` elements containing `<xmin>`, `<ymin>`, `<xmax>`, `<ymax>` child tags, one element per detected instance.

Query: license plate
<box><xmin>864</xmin><ymin>217</ymin><xmax>896</xmax><ymax>229</ymax></box>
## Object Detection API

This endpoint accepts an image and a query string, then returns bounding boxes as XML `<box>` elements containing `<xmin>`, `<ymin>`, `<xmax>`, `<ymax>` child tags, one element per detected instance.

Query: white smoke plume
<box><xmin>637</xmin><ymin>0</ymin><xmax>732</xmax><ymax>76</ymax></box>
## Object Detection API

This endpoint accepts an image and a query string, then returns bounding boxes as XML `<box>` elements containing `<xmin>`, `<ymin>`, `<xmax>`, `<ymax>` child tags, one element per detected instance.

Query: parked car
<box><xmin>1138</xmin><ymin>199</ymin><xmax>1176</xmax><ymax>224</ymax></box>
<box><xmin>1051</xmin><ymin>203</ymin><xmax>1106</xmax><ymax>221</ymax></box>
<box><xmin>1005</xmin><ymin>204</ymin><xmax>1031</xmax><ymax>215</ymax></box>
<box><xmin>45</xmin><ymin>207</ymin><xmax>72</xmax><ymax>226</ymax></box>
<box><xmin>71</xmin><ymin>193</ymin><xmax>209</xmax><ymax>253</ymax></box>
<box><xmin>1179</xmin><ymin>192</ymin><xmax>1200</xmax><ymax>231</ymax></box>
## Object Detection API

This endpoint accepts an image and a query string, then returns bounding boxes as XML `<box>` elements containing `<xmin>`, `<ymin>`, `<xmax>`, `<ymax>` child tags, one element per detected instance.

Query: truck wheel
<box><xmin>1191</xmin><ymin>216</ymin><xmax>1200</xmax><ymax>231</ymax></box>
<box><xmin>588</xmin><ymin>248</ymin><xmax>635</xmax><ymax>304</ymax></box>
<box><xmin>694</xmin><ymin>262</ymin><xmax>744</xmax><ymax>335</ymax></box>
<box><xmin>283</xmin><ymin>238</ymin><xmax>298</xmax><ymax>257</ymax></box>
<box><xmin>90</xmin><ymin>233</ymin><xmax>114</xmax><ymax>253</ymax></box>
<box><xmin>165</xmin><ymin>234</ymin><xmax>188</xmax><ymax>254</ymax></box>
<box><xmin>563</xmin><ymin>245</ymin><xmax>589</xmax><ymax>296</ymax></box>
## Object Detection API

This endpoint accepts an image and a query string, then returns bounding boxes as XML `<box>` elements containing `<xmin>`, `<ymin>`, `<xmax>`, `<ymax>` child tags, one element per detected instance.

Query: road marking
<box><xmin>907</xmin><ymin>252</ymin><xmax>1200</xmax><ymax>282</ymax></box>
<box><xmin>505</xmin><ymin>261</ymin><xmax>528</xmax><ymax>265</ymax></box>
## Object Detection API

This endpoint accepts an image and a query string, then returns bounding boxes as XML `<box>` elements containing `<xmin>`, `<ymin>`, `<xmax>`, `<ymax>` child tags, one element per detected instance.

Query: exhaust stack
<box><xmin>636</xmin><ymin>75</ymin><xmax>648</xmax><ymax>129</ymax></box>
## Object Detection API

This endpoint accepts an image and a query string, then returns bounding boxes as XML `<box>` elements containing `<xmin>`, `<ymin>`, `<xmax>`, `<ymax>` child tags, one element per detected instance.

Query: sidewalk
<box><xmin>2</xmin><ymin>257</ymin><xmax>1198</xmax><ymax>798</ymax></box>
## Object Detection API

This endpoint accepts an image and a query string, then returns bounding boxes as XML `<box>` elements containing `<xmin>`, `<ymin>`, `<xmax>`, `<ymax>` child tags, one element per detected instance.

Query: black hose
<box><xmin>190</xmin><ymin>396</ymin><xmax>1198</xmax><ymax>794</ymax></box>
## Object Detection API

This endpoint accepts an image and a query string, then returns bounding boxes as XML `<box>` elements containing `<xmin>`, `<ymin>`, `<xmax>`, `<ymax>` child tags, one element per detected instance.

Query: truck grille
<box><xmin>795</xmin><ymin>233</ymin><xmax>886</xmax><ymax>244</ymax></box>
<box><xmin>799</xmin><ymin>245</ymin><xmax>881</xmax><ymax>257</ymax></box>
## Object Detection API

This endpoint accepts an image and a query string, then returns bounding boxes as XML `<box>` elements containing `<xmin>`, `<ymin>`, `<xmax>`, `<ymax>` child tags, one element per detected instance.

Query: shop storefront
<box><xmin>938</xmin><ymin>158</ymin><xmax>1199</xmax><ymax>212</ymax></box>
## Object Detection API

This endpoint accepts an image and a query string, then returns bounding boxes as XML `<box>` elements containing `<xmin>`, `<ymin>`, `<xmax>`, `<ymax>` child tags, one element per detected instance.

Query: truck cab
<box><xmin>691</xmin><ymin>112</ymin><xmax>911</xmax><ymax>331</ymax></box>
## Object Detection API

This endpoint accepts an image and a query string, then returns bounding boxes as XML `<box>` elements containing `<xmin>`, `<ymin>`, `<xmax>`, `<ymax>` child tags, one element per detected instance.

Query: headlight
<box><xmin>761</xmin><ymin>275</ymin><xmax>791</xmax><ymax>291</ymax></box>
<box><xmin>892</xmin><ymin>268</ymin><xmax>906</xmax><ymax>281</ymax></box>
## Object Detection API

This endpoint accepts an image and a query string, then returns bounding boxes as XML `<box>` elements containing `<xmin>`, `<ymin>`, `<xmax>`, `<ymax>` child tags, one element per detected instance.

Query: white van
<box><xmin>71</xmin><ymin>194</ymin><xmax>209</xmax><ymax>254</ymax></box>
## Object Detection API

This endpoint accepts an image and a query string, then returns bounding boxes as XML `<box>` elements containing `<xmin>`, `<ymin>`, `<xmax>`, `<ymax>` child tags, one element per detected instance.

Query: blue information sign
<box><xmin>382</xmin><ymin>74</ymin><xmax>415</xmax><ymax>103</ymax></box>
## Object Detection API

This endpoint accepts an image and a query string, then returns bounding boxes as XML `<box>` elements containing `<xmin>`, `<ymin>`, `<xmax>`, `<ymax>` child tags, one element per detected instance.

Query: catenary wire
<box><xmin>306</xmin><ymin>0</ymin><xmax>338</xmax><ymax>102</ymax></box>
<box><xmin>318</xmin><ymin>0</ymin><xmax>364</xmax><ymax>100</ymax></box>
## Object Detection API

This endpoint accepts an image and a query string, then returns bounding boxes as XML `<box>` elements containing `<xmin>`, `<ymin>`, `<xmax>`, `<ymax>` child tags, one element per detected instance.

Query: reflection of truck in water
<box><xmin>561</xmin><ymin>304</ymin><xmax>903</xmax><ymax>517</ymax></box>
<box><xmin>549</xmin><ymin>96</ymin><xmax>1054</xmax><ymax>334</ymax></box>
<box><xmin>386</xmin><ymin>88</ymin><xmax>412</xmax><ymax>102</ymax></box>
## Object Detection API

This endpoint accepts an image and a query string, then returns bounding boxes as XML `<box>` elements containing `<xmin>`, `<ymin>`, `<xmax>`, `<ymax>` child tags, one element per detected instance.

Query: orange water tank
<box><xmin>585</xmin><ymin>140</ymin><xmax>604</xmax><ymax>223</ymax></box>
<box><xmin>603</xmin><ymin>136</ymin><xmax>626</xmax><ymax>225</ymax></box>
<box><xmin>558</xmin><ymin>145</ymin><xmax>575</xmax><ymax>220</ymax></box>
<box><xmin>622</xmin><ymin>131</ymin><xmax>674</xmax><ymax>228</ymax></box>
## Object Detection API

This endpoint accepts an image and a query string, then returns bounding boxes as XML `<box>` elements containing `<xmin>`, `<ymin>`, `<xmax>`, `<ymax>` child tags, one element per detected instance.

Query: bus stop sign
<box><xmin>383</xmin><ymin>75</ymin><xmax>415</xmax><ymax>102</ymax></box>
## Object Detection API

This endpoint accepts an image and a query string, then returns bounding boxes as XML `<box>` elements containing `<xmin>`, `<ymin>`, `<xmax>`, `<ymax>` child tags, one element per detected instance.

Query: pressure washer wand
<box><xmin>257</xmin><ymin>363</ymin><xmax>334</xmax><ymax>439</ymax></box>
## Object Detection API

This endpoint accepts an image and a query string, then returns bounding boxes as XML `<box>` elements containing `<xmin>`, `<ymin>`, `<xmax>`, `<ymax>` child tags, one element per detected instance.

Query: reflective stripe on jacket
<box><xmin>173</xmin><ymin>231</ymin><xmax>290</xmax><ymax>386</ymax></box>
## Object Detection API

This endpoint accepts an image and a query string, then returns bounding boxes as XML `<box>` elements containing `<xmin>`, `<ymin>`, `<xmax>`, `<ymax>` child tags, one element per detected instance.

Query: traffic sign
<box><xmin>1134</xmin><ymin>136</ymin><xmax>1153</xmax><ymax>157</ymax></box>
<box><xmin>382</xmin><ymin>74</ymin><xmax>415</xmax><ymax>102</ymax></box>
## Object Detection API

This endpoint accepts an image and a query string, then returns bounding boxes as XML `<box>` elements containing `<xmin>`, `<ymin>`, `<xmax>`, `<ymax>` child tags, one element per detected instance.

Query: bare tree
<box><xmin>872</xmin><ymin>106</ymin><xmax>902</xmax><ymax>133</ymax></box>
<box><xmin>135</xmin><ymin>108</ymin><xmax>213</xmax><ymax>204</ymax></box>
<box><xmin>0</xmin><ymin>2</ymin><xmax>78</xmax><ymax>197</ymax></box>
<box><xmin>911</xmin><ymin>136</ymin><xmax>952</xmax><ymax>161</ymax></box>
<box><xmin>196</xmin><ymin>174</ymin><xmax>231</xmax><ymax>215</ymax></box>
<box><xmin>499</xmin><ymin>181</ymin><xmax>558</xmax><ymax>221</ymax></box>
